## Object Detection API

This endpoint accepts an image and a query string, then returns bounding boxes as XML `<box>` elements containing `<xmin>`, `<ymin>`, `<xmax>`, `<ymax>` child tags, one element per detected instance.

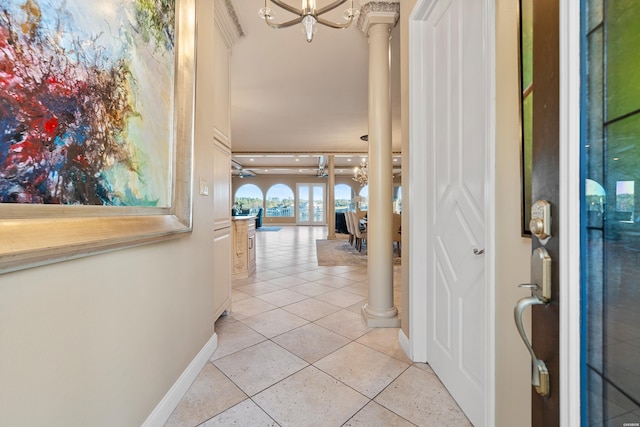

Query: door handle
<box><xmin>513</xmin><ymin>246</ymin><xmax>552</xmax><ymax>397</ymax></box>
<box><xmin>514</xmin><ymin>292</ymin><xmax>550</xmax><ymax>397</ymax></box>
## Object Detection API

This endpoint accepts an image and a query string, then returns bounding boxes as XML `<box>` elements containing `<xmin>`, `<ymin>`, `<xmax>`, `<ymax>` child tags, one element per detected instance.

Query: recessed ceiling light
<box><xmin>295</xmin><ymin>158</ymin><xmax>300</xmax><ymax>162</ymax></box>
<box><xmin>249</xmin><ymin>158</ymin><xmax>254</xmax><ymax>162</ymax></box>
<box><xmin>613</xmin><ymin>157</ymin><xmax>620</xmax><ymax>161</ymax></box>
<box><xmin>393</xmin><ymin>158</ymin><xmax>398</xmax><ymax>162</ymax></box>
<box><xmin>347</xmin><ymin>158</ymin><xmax>352</xmax><ymax>162</ymax></box>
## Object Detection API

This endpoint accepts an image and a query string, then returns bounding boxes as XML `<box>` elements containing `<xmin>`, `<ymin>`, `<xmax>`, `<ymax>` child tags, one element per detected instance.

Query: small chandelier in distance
<box><xmin>352</xmin><ymin>159</ymin><xmax>368</xmax><ymax>187</ymax></box>
<box><xmin>259</xmin><ymin>0</ymin><xmax>358</xmax><ymax>43</ymax></box>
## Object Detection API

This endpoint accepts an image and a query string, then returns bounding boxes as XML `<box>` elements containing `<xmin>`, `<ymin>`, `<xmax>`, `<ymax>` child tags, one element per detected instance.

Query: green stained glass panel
<box><xmin>606</xmin><ymin>0</ymin><xmax>640</xmax><ymax>121</ymax></box>
<box><xmin>521</xmin><ymin>0</ymin><xmax>533</xmax><ymax>90</ymax></box>
<box><xmin>607</xmin><ymin>114</ymin><xmax>640</xmax><ymax>184</ymax></box>
<box><xmin>523</xmin><ymin>92</ymin><xmax>533</xmax><ymax>230</ymax></box>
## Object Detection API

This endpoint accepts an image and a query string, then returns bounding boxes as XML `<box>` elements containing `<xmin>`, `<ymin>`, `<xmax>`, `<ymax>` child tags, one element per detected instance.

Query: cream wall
<box><xmin>494</xmin><ymin>0</ymin><xmax>533</xmax><ymax>424</ymax></box>
<box><xmin>0</xmin><ymin>1</ymin><xmax>221</xmax><ymax>426</ymax></box>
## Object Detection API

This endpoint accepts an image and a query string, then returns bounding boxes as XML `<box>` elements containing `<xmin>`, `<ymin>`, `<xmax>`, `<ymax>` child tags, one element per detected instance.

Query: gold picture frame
<box><xmin>0</xmin><ymin>0</ymin><xmax>196</xmax><ymax>273</ymax></box>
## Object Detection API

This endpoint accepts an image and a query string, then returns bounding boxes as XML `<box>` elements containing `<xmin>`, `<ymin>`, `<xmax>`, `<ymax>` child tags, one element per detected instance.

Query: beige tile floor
<box><xmin>165</xmin><ymin>226</ymin><xmax>471</xmax><ymax>427</ymax></box>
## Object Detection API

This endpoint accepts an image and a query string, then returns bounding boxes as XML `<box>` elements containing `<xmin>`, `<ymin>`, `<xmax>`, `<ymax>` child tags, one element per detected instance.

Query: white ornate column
<box><xmin>358</xmin><ymin>1</ymin><xmax>400</xmax><ymax>327</ymax></box>
<box><xmin>327</xmin><ymin>155</ymin><xmax>336</xmax><ymax>240</ymax></box>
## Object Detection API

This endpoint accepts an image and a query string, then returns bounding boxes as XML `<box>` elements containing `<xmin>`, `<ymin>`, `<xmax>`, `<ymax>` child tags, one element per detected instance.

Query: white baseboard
<box><xmin>141</xmin><ymin>332</ymin><xmax>218</xmax><ymax>427</ymax></box>
<box><xmin>398</xmin><ymin>329</ymin><xmax>413</xmax><ymax>361</ymax></box>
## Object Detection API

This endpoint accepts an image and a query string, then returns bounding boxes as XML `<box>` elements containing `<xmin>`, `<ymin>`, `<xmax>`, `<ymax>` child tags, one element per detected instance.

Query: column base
<box><xmin>361</xmin><ymin>304</ymin><xmax>401</xmax><ymax>328</ymax></box>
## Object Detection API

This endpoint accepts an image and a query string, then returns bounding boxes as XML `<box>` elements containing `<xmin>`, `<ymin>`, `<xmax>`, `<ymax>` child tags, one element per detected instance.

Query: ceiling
<box><xmin>228</xmin><ymin>0</ymin><xmax>402</xmax><ymax>177</ymax></box>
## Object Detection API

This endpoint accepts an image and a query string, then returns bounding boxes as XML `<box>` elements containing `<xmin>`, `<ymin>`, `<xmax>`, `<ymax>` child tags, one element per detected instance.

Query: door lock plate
<box><xmin>535</xmin><ymin>360</ymin><xmax>550</xmax><ymax>397</ymax></box>
<box><xmin>530</xmin><ymin>200</ymin><xmax>552</xmax><ymax>241</ymax></box>
<box><xmin>531</xmin><ymin>247</ymin><xmax>552</xmax><ymax>302</ymax></box>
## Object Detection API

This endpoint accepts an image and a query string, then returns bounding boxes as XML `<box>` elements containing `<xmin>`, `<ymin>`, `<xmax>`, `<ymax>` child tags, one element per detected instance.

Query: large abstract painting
<box><xmin>0</xmin><ymin>0</ymin><xmax>196</xmax><ymax>273</ymax></box>
<box><xmin>1</xmin><ymin>0</ymin><xmax>175</xmax><ymax>206</ymax></box>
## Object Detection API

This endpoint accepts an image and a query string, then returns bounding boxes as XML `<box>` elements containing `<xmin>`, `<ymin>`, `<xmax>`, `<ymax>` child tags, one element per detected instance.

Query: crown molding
<box><xmin>214</xmin><ymin>0</ymin><xmax>245</xmax><ymax>47</ymax></box>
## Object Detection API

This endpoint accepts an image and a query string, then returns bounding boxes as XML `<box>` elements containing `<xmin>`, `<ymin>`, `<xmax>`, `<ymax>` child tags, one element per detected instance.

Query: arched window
<box><xmin>334</xmin><ymin>184</ymin><xmax>353</xmax><ymax>212</ymax></box>
<box><xmin>265</xmin><ymin>184</ymin><xmax>294</xmax><ymax>217</ymax></box>
<box><xmin>234</xmin><ymin>184</ymin><xmax>263</xmax><ymax>215</ymax></box>
<box><xmin>358</xmin><ymin>186</ymin><xmax>368</xmax><ymax>211</ymax></box>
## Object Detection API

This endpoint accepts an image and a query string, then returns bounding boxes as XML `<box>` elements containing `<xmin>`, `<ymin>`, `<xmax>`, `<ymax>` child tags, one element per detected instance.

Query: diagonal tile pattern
<box><xmin>165</xmin><ymin>226</ymin><xmax>471</xmax><ymax>427</ymax></box>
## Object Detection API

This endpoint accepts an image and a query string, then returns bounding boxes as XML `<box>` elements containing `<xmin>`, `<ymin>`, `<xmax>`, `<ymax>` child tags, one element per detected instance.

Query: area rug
<box><xmin>316</xmin><ymin>236</ymin><xmax>401</xmax><ymax>267</ymax></box>
<box><xmin>257</xmin><ymin>226</ymin><xmax>281</xmax><ymax>232</ymax></box>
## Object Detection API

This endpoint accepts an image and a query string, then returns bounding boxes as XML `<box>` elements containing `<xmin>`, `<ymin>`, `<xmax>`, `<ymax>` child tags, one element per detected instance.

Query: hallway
<box><xmin>165</xmin><ymin>226</ymin><xmax>470</xmax><ymax>426</ymax></box>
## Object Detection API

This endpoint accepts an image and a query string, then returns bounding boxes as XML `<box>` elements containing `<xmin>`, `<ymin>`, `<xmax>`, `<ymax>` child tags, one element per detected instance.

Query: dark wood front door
<box><xmin>531</xmin><ymin>0</ymin><xmax>560</xmax><ymax>424</ymax></box>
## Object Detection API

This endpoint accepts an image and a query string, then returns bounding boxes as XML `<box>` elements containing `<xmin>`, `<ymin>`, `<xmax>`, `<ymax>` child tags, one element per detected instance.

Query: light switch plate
<box><xmin>199</xmin><ymin>177</ymin><xmax>209</xmax><ymax>196</ymax></box>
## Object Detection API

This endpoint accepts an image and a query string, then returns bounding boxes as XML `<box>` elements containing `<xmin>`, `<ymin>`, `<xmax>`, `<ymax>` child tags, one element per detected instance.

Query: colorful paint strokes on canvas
<box><xmin>0</xmin><ymin>0</ymin><xmax>175</xmax><ymax>206</ymax></box>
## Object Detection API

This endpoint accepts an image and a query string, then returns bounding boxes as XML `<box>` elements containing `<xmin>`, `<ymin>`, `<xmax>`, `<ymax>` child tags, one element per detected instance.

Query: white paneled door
<box><xmin>414</xmin><ymin>0</ymin><xmax>491</xmax><ymax>425</ymax></box>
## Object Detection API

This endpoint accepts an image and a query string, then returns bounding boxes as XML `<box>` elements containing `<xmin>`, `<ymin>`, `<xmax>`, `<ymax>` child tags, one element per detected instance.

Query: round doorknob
<box><xmin>529</xmin><ymin>218</ymin><xmax>549</xmax><ymax>239</ymax></box>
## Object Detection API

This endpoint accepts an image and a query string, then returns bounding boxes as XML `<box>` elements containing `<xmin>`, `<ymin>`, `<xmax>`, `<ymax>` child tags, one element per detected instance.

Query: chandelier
<box><xmin>259</xmin><ymin>0</ymin><xmax>358</xmax><ymax>43</ymax></box>
<box><xmin>352</xmin><ymin>159</ymin><xmax>368</xmax><ymax>186</ymax></box>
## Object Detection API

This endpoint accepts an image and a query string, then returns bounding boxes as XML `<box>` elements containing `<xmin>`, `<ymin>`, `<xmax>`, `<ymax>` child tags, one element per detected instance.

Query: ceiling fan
<box><xmin>233</xmin><ymin>168</ymin><xmax>255</xmax><ymax>179</ymax></box>
<box><xmin>317</xmin><ymin>167</ymin><xmax>328</xmax><ymax>178</ymax></box>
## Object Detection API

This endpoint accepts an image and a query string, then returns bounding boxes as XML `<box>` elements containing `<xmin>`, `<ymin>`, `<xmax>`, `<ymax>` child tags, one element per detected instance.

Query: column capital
<box><xmin>356</xmin><ymin>1</ymin><xmax>400</xmax><ymax>37</ymax></box>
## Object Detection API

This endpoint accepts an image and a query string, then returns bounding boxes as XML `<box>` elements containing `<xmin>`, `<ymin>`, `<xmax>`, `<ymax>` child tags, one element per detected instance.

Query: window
<box><xmin>335</xmin><ymin>184</ymin><xmax>353</xmax><ymax>212</ymax></box>
<box><xmin>394</xmin><ymin>186</ymin><xmax>402</xmax><ymax>213</ymax></box>
<box><xmin>358</xmin><ymin>186</ymin><xmax>368</xmax><ymax>211</ymax></box>
<box><xmin>234</xmin><ymin>184</ymin><xmax>263</xmax><ymax>214</ymax></box>
<box><xmin>265</xmin><ymin>184</ymin><xmax>294</xmax><ymax>217</ymax></box>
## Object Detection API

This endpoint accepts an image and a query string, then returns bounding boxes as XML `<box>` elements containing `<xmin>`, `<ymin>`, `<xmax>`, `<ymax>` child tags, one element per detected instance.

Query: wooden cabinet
<box><xmin>209</xmin><ymin>1</ymin><xmax>242</xmax><ymax>320</ymax></box>
<box><xmin>211</xmin><ymin>140</ymin><xmax>231</xmax><ymax>320</ymax></box>
<box><xmin>212</xmin><ymin>227</ymin><xmax>231</xmax><ymax>319</ymax></box>
<box><xmin>232</xmin><ymin>217</ymin><xmax>256</xmax><ymax>279</ymax></box>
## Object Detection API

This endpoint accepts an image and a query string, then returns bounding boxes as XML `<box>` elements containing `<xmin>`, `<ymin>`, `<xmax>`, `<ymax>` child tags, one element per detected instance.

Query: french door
<box><xmin>296</xmin><ymin>183</ymin><xmax>325</xmax><ymax>225</ymax></box>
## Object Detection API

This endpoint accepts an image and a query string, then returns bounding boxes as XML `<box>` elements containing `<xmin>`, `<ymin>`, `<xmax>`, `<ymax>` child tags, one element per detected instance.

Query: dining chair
<box><xmin>392</xmin><ymin>213</ymin><xmax>402</xmax><ymax>256</ymax></box>
<box><xmin>352</xmin><ymin>212</ymin><xmax>367</xmax><ymax>252</ymax></box>
<box><xmin>344</xmin><ymin>211</ymin><xmax>355</xmax><ymax>246</ymax></box>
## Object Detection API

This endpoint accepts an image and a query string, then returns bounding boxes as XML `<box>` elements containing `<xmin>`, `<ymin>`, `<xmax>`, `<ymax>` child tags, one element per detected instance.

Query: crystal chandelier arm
<box><xmin>265</xmin><ymin>15</ymin><xmax>304</xmax><ymax>29</ymax></box>
<box><xmin>315</xmin><ymin>0</ymin><xmax>348</xmax><ymax>16</ymax></box>
<box><xmin>317</xmin><ymin>15</ymin><xmax>354</xmax><ymax>29</ymax></box>
<box><xmin>270</xmin><ymin>0</ymin><xmax>303</xmax><ymax>16</ymax></box>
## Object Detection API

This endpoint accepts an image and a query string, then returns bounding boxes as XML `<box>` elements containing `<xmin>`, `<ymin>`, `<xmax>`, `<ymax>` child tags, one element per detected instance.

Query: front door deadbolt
<box><xmin>530</xmin><ymin>200</ymin><xmax>552</xmax><ymax>241</ymax></box>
